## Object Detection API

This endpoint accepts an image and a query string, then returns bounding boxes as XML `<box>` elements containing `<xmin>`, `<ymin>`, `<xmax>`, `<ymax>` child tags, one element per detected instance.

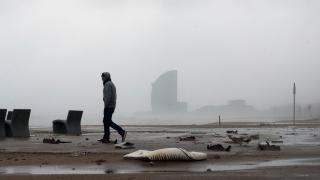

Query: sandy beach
<box><xmin>1</xmin><ymin>122</ymin><xmax>320</xmax><ymax>180</ymax></box>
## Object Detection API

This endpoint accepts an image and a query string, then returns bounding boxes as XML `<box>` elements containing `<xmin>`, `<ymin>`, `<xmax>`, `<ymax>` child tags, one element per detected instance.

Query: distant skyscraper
<box><xmin>151</xmin><ymin>70</ymin><xmax>187</xmax><ymax>114</ymax></box>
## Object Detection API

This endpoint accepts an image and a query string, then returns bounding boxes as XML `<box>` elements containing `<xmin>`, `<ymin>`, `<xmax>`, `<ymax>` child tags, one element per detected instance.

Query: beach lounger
<box><xmin>5</xmin><ymin>109</ymin><xmax>31</xmax><ymax>137</ymax></box>
<box><xmin>52</xmin><ymin>110</ymin><xmax>83</xmax><ymax>135</ymax></box>
<box><xmin>0</xmin><ymin>109</ymin><xmax>7</xmax><ymax>138</ymax></box>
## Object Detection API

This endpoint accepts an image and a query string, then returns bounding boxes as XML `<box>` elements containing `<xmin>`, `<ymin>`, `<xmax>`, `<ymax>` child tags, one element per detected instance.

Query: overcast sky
<box><xmin>1</xmin><ymin>0</ymin><xmax>319</xmax><ymax>125</ymax></box>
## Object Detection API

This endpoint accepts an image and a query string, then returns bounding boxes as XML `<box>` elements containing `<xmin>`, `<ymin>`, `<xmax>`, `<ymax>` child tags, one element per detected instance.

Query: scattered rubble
<box><xmin>207</xmin><ymin>144</ymin><xmax>231</xmax><ymax>152</ymax></box>
<box><xmin>227</xmin><ymin>135</ymin><xmax>251</xmax><ymax>145</ymax></box>
<box><xmin>149</xmin><ymin>161</ymin><xmax>155</xmax><ymax>166</ymax></box>
<box><xmin>43</xmin><ymin>138</ymin><xmax>71</xmax><ymax>144</ymax></box>
<box><xmin>105</xmin><ymin>169</ymin><xmax>114</xmax><ymax>174</ymax></box>
<box><xmin>226</xmin><ymin>130</ymin><xmax>238</xmax><ymax>134</ymax></box>
<box><xmin>94</xmin><ymin>159</ymin><xmax>107</xmax><ymax>165</ymax></box>
<box><xmin>179</xmin><ymin>136</ymin><xmax>196</xmax><ymax>141</ymax></box>
<box><xmin>258</xmin><ymin>141</ymin><xmax>281</xmax><ymax>151</ymax></box>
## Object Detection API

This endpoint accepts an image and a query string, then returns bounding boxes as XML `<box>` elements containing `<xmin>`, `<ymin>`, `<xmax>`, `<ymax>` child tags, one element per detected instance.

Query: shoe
<box><xmin>98</xmin><ymin>139</ymin><xmax>111</xmax><ymax>144</ymax></box>
<box><xmin>121</xmin><ymin>131</ymin><xmax>127</xmax><ymax>142</ymax></box>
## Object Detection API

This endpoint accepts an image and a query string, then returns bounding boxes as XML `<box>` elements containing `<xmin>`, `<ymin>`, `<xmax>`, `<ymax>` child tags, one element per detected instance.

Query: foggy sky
<box><xmin>1</xmin><ymin>0</ymin><xmax>320</xmax><ymax>125</ymax></box>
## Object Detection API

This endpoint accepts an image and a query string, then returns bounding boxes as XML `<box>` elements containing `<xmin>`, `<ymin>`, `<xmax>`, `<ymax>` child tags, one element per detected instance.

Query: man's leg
<box><xmin>110</xmin><ymin>121</ymin><xmax>125</xmax><ymax>137</ymax></box>
<box><xmin>102</xmin><ymin>107</ymin><xmax>112</xmax><ymax>140</ymax></box>
<box><xmin>108</xmin><ymin>108</ymin><xmax>126</xmax><ymax>141</ymax></box>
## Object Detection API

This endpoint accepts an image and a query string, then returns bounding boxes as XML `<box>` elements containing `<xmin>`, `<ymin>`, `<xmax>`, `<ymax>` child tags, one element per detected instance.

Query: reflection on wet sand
<box><xmin>1</xmin><ymin>158</ymin><xmax>320</xmax><ymax>175</ymax></box>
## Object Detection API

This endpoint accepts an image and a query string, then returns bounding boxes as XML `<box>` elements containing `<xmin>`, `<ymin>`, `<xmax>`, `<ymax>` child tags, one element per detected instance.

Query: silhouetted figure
<box><xmin>98</xmin><ymin>72</ymin><xmax>126</xmax><ymax>144</ymax></box>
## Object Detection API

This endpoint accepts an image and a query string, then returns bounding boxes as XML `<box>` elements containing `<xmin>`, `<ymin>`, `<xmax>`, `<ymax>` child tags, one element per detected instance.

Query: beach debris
<box><xmin>227</xmin><ymin>135</ymin><xmax>251</xmax><ymax>145</ymax></box>
<box><xmin>258</xmin><ymin>141</ymin><xmax>281</xmax><ymax>151</ymax></box>
<box><xmin>94</xmin><ymin>159</ymin><xmax>107</xmax><ymax>165</ymax></box>
<box><xmin>124</xmin><ymin>148</ymin><xmax>207</xmax><ymax>161</ymax></box>
<box><xmin>271</xmin><ymin>140</ymin><xmax>284</xmax><ymax>144</ymax></box>
<box><xmin>179</xmin><ymin>135</ymin><xmax>196</xmax><ymax>141</ymax></box>
<box><xmin>226</xmin><ymin>130</ymin><xmax>238</xmax><ymax>134</ymax></box>
<box><xmin>115</xmin><ymin>142</ymin><xmax>135</xmax><ymax>149</ymax></box>
<box><xmin>149</xmin><ymin>161</ymin><xmax>155</xmax><ymax>166</ymax></box>
<box><xmin>42</xmin><ymin>138</ymin><xmax>71</xmax><ymax>144</ymax></box>
<box><xmin>206</xmin><ymin>168</ymin><xmax>212</xmax><ymax>172</ymax></box>
<box><xmin>207</xmin><ymin>144</ymin><xmax>231</xmax><ymax>152</ymax></box>
<box><xmin>105</xmin><ymin>169</ymin><xmax>114</xmax><ymax>174</ymax></box>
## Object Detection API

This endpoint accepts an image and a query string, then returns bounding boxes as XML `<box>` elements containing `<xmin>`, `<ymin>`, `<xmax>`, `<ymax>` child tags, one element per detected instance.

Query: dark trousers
<box><xmin>103</xmin><ymin>107</ymin><xmax>125</xmax><ymax>140</ymax></box>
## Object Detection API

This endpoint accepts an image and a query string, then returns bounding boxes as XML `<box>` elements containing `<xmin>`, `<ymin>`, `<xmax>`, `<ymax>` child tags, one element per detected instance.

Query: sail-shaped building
<box><xmin>151</xmin><ymin>70</ymin><xmax>187</xmax><ymax>114</ymax></box>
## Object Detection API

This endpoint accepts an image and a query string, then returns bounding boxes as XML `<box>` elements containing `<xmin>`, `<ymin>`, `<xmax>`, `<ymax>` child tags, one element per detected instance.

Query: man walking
<box><xmin>98</xmin><ymin>72</ymin><xmax>126</xmax><ymax>143</ymax></box>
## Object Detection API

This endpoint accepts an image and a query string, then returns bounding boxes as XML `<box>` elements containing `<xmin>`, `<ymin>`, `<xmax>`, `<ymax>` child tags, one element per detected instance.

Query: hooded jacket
<box><xmin>103</xmin><ymin>81</ymin><xmax>117</xmax><ymax>108</ymax></box>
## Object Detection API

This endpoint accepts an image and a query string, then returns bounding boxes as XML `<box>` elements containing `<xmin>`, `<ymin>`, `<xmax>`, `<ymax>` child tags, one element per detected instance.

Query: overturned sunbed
<box><xmin>124</xmin><ymin>148</ymin><xmax>207</xmax><ymax>161</ymax></box>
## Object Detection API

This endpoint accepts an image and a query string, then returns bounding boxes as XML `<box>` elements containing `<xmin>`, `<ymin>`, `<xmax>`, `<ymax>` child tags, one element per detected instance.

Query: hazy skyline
<box><xmin>1</xmin><ymin>0</ymin><xmax>319</xmax><ymax>125</ymax></box>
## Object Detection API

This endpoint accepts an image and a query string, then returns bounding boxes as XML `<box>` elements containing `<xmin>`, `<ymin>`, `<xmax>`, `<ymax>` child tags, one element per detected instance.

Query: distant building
<box><xmin>228</xmin><ymin>100</ymin><xmax>246</xmax><ymax>107</ymax></box>
<box><xmin>196</xmin><ymin>99</ymin><xmax>257</xmax><ymax>117</ymax></box>
<box><xmin>151</xmin><ymin>70</ymin><xmax>187</xmax><ymax>114</ymax></box>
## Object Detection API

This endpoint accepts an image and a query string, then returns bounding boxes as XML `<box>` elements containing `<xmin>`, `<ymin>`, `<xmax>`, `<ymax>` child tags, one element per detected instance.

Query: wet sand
<box><xmin>3</xmin><ymin>166</ymin><xmax>320</xmax><ymax>180</ymax></box>
<box><xmin>1</xmin><ymin>123</ymin><xmax>320</xmax><ymax>179</ymax></box>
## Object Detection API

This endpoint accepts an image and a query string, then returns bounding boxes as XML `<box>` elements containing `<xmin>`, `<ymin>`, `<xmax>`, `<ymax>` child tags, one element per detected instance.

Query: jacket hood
<box><xmin>102</xmin><ymin>72</ymin><xmax>111</xmax><ymax>81</ymax></box>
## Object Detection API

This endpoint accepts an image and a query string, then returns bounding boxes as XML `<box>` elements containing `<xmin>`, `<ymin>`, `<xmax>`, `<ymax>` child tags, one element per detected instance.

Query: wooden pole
<box><xmin>293</xmin><ymin>83</ymin><xmax>296</xmax><ymax>126</ymax></box>
<box><xmin>218</xmin><ymin>115</ymin><xmax>221</xmax><ymax>126</ymax></box>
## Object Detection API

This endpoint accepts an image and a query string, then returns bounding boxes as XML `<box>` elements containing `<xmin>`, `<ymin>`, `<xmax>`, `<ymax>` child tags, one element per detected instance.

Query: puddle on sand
<box><xmin>1</xmin><ymin>158</ymin><xmax>320</xmax><ymax>175</ymax></box>
<box><xmin>203</xmin><ymin>158</ymin><xmax>320</xmax><ymax>172</ymax></box>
